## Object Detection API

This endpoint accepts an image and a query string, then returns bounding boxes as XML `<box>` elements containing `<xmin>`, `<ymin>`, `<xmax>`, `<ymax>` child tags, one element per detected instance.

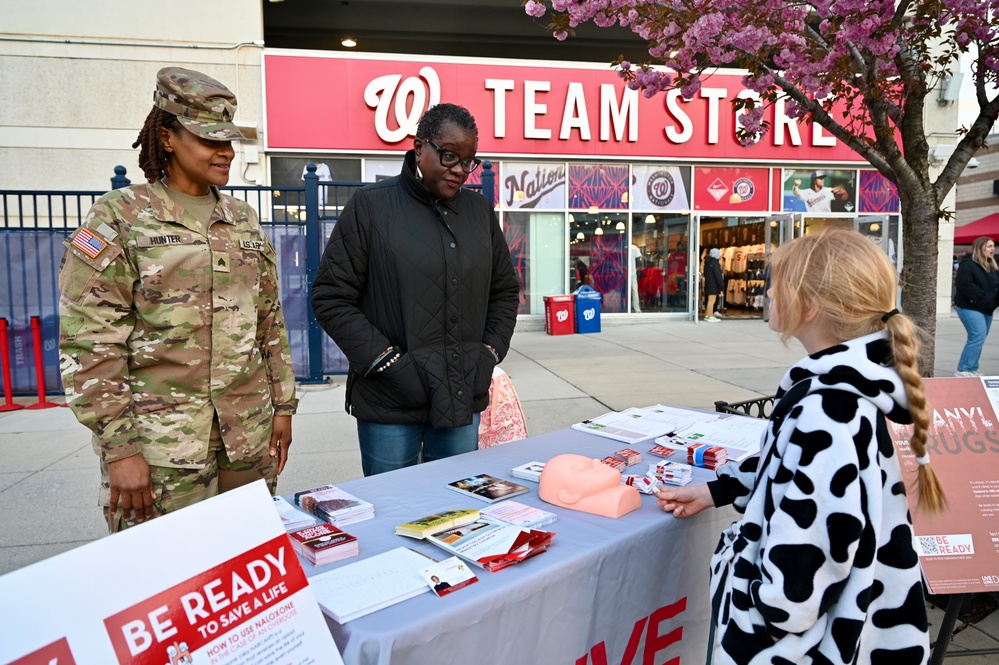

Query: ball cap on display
<box><xmin>154</xmin><ymin>67</ymin><xmax>245</xmax><ymax>141</ymax></box>
<box><xmin>811</xmin><ymin>170</ymin><xmax>828</xmax><ymax>180</ymax></box>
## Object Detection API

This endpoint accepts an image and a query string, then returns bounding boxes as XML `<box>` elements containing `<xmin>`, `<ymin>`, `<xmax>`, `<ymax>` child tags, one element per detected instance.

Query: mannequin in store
<box><xmin>666</xmin><ymin>240</ymin><xmax>687</xmax><ymax>307</ymax></box>
<box><xmin>629</xmin><ymin>243</ymin><xmax>643</xmax><ymax>313</ymax></box>
<box><xmin>703</xmin><ymin>247</ymin><xmax>724</xmax><ymax>322</ymax></box>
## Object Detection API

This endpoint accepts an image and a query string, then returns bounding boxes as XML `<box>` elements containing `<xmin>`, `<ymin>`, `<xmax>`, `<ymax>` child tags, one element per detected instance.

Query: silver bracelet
<box><xmin>374</xmin><ymin>352</ymin><xmax>401</xmax><ymax>373</ymax></box>
<box><xmin>366</xmin><ymin>346</ymin><xmax>395</xmax><ymax>375</ymax></box>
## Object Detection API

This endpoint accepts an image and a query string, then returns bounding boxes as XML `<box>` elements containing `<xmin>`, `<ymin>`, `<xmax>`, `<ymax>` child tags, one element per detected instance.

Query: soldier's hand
<box><xmin>270</xmin><ymin>415</ymin><xmax>293</xmax><ymax>474</ymax></box>
<box><xmin>108</xmin><ymin>454</ymin><xmax>154</xmax><ymax>523</ymax></box>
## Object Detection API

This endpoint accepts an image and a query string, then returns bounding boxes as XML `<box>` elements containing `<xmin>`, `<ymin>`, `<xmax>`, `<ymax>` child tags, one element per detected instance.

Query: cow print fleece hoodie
<box><xmin>706</xmin><ymin>331</ymin><xmax>928</xmax><ymax>665</ymax></box>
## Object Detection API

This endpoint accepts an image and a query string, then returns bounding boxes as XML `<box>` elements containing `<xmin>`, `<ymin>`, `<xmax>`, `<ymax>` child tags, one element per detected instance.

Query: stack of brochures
<box><xmin>288</xmin><ymin>523</ymin><xmax>359</xmax><ymax>566</ymax></box>
<box><xmin>272</xmin><ymin>495</ymin><xmax>318</xmax><ymax>532</ymax></box>
<box><xmin>648</xmin><ymin>460</ymin><xmax>693</xmax><ymax>486</ymax></box>
<box><xmin>480</xmin><ymin>500</ymin><xmax>557</xmax><ymax>530</ymax></box>
<box><xmin>294</xmin><ymin>484</ymin><xmax>375</xmax><ymax>525</ymax></box>
<box><xmin>510</xmin><ymin>461</ymin><xmax>545</xmax><ymax>483</ymax></box>
<box><xmin>395</xmin><ymin>509</ymin><xmax>481</xmax><ymax>539</ymax></box>
<box><xmin>653</xmin><ymin>439</ymin><xmax>729</xmax><ymax>469</ymax></box>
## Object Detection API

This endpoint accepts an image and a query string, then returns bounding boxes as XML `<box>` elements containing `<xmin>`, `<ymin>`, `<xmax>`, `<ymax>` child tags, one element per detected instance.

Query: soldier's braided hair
<box><xmin>132</xmin><ymin>107</ymin><xmax>181</xmax><ymax>183</ymax></box>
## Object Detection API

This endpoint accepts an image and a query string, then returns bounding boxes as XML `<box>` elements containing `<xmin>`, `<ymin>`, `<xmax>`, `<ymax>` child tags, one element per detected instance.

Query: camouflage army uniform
<box><xmin>59</xmin><ymin>180</ymin><xmax>298</xmax><ymax>528</ymax></box>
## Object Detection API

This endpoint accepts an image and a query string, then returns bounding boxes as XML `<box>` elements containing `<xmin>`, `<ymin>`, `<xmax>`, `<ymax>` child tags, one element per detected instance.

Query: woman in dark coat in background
<box><xmin>703</xmin><ymin>247</ymin><xmax>724</xmax><ymax>322</ymax></box>
<box><xmin>954</xmin><ymin>236</ymin><xmax>999</xmax><ymax>376</ymax></box>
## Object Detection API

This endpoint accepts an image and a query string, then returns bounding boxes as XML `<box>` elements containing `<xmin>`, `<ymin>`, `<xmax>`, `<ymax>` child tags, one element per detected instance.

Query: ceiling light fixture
<box><xmin>341</xmin><ymin>37</ymin><xmax>357</xmax><ymax>48</ymax></box>
<box><xmin>645</xmin><ymin>214</ymin><xmax>655</xmax><ymax>225</ymax></box>
<box><xmin>576</xmin><ymin>231</ymin><xmax>584</xmax><ymax>240</ymax></box>
<box><xmin>594</xmin><ymin>227</ymin><xmax>604</xmax><ymax>236</ymax></box>
<box><xmin>615</xmin><ymin>221</ymin><xmax>626</xmax><ymax>231</ymax></box>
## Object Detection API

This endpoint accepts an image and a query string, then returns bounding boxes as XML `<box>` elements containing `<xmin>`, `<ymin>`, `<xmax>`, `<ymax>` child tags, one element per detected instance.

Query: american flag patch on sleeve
<box><xmin>71</xmin><ymin>227</ymin><xmax>108</xmax><ymax>259</ymax></box>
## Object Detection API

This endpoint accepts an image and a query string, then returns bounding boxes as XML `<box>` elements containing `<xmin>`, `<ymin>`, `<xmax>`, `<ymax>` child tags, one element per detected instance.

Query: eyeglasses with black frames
<box><xmin>421</xmin><ymin>138</ymin><xmax>482</xmax><ymax>173</ymax></box>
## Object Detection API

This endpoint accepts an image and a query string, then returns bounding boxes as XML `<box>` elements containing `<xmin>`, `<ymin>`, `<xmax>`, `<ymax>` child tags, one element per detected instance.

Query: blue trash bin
<box><xmin>574</xmin><ymin>286</ymin><xmax>602</xmax><ymax>333</ymax></box>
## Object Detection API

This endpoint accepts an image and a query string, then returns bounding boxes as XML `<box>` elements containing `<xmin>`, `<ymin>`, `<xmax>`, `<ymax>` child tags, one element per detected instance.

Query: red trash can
<box><xmin>543</xmin><ymin>295</ymin><xmax>576</xmax><ymax>335</ymax></box>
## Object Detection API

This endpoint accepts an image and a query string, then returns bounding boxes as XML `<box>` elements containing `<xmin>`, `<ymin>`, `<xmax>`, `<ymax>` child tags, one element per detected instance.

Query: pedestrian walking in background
<box><xmin>703</xmin><ymin>247</ymin><xmax>724</xmax><ymax>322</ymax></box>
<box><xmin>311</xmin><ymin>103</ymin><xmax>519</xmax><ymax>476</ymax></box>
<box><xmin>656</xmin><ymin>229</ymin><xmax>946</xmax><ymax>665</ymax></box>
<box><xmin>59</xmin><ymin>67</ymin><xmax>298</xmax><ymax>531</ymax></box>
<box><xmin>954</xmin><ymin>236</ymin><xmax>999</xmax><ymax>376</ymax></box>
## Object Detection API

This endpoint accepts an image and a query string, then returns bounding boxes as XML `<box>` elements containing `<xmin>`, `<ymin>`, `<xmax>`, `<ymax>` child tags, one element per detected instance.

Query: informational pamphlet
<box><xmin>0</xmin><ymin>482</ymin><xmax>343</xmax><ymax>665</ymax></box>
<box><xmin>446</xmin><ymin>474</ymin><xmax>530</xmax><ymax>503</ymax></box>
<box><xmin>888</xmin><ymin>377</ymin><xmax>999</xmax><ymax>594</ymax></box>
<box><xmin>425</xmin><ymin>517</ymin><xmax>554</xmax><ymax>571</ymax></box>
<box><xmin>418</xmin><ymin>556</ymin><xmax>479</xmax><ymax>597</ymax></box>
<box><xmin>308</xmin><ymin>548</ymin><xmax>432</xmax><ymax>623</ymax></box>
<box><xmin>571</xmin><ymin>405</ymin><xmax>722</xmax><ymax>444</ymax></box>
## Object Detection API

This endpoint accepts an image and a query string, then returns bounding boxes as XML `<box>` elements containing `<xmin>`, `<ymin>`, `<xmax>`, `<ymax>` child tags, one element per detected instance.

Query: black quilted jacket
<box><xmin>311</xmin><ymin>151</ymin><xmax>520</xmax><ymax>427</ymax></box>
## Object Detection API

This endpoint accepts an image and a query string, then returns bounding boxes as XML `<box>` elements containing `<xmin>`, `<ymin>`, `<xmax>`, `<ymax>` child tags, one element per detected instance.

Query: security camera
<box><xmin>967</xmin><ymin>157</ymin><xmax>980</xmax><ymax>169</ymax></box>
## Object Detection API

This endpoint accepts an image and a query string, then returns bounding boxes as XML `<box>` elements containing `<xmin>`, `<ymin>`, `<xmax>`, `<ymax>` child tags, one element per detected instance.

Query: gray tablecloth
<box><xmin>292</xmin><ymin>428</ymin><xmax>739</xmax><ymax>665</ymax></box>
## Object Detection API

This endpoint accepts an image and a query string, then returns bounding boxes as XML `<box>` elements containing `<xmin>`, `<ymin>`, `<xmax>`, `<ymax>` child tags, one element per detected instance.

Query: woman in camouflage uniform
<box><xmin>59</xmin><ymin>68</ymin><xmax>298</xmax><ymax>531</ymax></box>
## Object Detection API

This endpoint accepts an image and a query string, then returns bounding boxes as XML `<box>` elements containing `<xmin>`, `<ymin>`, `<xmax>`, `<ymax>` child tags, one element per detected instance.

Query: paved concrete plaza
<box><xmin>2</xmin><ymin>314</ymin><xmax>997</xmax><ymax>659</ymax></box>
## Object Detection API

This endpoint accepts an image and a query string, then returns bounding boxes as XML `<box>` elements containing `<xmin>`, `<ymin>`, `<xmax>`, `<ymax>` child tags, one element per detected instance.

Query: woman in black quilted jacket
<box><xmin>312</xmin><ymin>103</ymin><xmax>520</xmax><ymax>476</ymax></box>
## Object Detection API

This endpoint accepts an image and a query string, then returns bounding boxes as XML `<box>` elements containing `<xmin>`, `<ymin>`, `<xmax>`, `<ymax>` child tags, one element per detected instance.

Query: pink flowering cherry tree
<box><xmin>524</xmin><ymin>0</ymin><xmax>999</xmax><ymax>372</ymax></box>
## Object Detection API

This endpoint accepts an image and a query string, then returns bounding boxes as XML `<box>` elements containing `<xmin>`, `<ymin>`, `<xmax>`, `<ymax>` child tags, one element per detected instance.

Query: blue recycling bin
<box><xmin>574</xmin><ymin>286</ymin><xmax>602</xmax><ymax>334</ymax></box>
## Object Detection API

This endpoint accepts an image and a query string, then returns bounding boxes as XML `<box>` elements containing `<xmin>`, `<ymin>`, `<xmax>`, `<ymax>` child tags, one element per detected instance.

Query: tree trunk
<box><xmin>899</xmin><ymin>194</ymin><xmax>939</xmax><ymax>376</ymax></box>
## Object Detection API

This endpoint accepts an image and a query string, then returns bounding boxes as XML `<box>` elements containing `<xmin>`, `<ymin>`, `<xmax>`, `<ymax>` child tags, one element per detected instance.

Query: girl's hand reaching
<box><xmin>655</xmin><ymin>484</ymin><xmax>715</xmax><ymax>518</ymax></box>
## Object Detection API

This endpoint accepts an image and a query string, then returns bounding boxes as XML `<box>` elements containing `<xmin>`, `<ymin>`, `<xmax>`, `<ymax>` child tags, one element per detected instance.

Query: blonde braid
<box><xmin>886</xmin><ymin>315</ymin><xmax>948</xmax><ymax>514</ymax></box>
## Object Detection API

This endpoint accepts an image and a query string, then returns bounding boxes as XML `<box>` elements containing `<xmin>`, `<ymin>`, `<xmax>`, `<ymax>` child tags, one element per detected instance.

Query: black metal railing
<box><xmin>1</xmin><ymin>163</ymin><xmax>496</xmax><ymax>394</ymax></box>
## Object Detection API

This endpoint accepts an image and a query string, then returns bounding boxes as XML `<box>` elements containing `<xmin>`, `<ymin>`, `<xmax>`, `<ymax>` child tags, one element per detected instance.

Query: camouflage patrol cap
<box><xmin>154</xmin><ymin>67</ymin><xmax>245</xmax><ymax>141</ymax></box>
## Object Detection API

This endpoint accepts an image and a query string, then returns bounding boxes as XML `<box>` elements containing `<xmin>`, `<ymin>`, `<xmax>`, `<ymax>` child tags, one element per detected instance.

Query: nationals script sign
<box><xmin>263</xmin><ymin>51</ymin><xmax>868</xmax><ymax>163</ymax></box>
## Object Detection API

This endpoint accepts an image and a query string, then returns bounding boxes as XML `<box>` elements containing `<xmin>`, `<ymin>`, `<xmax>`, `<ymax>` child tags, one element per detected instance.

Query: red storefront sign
<box><xmin>263</xmin><ymin>52</ymin><xmax>867</xmax><ymax>164</ymax></box>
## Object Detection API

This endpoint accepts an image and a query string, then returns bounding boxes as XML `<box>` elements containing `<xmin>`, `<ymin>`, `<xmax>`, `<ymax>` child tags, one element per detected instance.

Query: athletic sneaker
<box><xmin>954</xmin><ymin>370</ymin><xmax>981</xmax><ymax>377</ymax></box>
<box><xmin>703</xmin><ymin>316</ymin><xmax>721</xmax><ymax>322</ymax></box>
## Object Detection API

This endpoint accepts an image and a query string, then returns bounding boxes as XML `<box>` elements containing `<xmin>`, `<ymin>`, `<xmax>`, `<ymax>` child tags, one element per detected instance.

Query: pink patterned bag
<box><xmin>478</xmin><ymin>367</ymin><xmax>528</xmax><ymax>448</ymax></box>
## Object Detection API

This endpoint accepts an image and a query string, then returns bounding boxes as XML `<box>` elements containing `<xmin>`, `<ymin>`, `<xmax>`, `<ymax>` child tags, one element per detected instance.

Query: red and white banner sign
<box><xmin>0</xmin><ymin>482</ymin><xmax>342</xmax><ymax>665</ymax></box>
<box><xmin>692</xmin><ymin>166</ymin><xmax>770</xmax><ymax>212</ymax></box>
<box><xmin>263</xmin><ymin>51</ymin><xmax>868</xmax><ymax>163</ymax></box>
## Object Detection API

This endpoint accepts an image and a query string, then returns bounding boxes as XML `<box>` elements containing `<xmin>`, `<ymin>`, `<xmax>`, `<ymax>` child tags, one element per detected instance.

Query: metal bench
<box><xmin>714</xmin><ymin>395</ymin><xmax>777</xmax><ymax>419</ymax></box>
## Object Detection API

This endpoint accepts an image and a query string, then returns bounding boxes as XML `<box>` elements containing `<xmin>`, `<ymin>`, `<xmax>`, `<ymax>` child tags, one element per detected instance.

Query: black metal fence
<box><xmin>1</xmin><ymin>163</ymin><xmax>496</xmax><ymax>395</ymax></box>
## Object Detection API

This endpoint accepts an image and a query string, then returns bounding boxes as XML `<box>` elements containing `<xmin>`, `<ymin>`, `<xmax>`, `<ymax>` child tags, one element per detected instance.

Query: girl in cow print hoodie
<box><xmin>657</xmin><ymin>229</ymin><xmax>947</xmax><ymax>665</ymax></box>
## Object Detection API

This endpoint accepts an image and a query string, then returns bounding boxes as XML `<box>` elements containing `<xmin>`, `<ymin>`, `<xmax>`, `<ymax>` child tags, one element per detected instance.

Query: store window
<box><xmin>569</xmin><ymin>212</ymin><xmax>628</xmax><ymax>312</ymax></box>
<box><xmin>501</xmin><ymin>162</ymin><xmax>568</xmax><ymax>315</ymax></box>
<box><xmin>504</xmin><ymin>212</ymin><xmax>566</xmax><ymax>315</ymax></box>
<box><xmin>630</xmin><ymin>213</ymin><xmax>690</xmax><ymax>313</ymax></box>
<box><xmin>699</xmin><ymin>217</ymin><xmax>769</xmax><ymax>318</ymax></box>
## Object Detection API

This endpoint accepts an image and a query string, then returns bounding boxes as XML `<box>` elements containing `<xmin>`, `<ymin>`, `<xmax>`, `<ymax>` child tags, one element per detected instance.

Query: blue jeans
<box><xmin>956</xmin><ymin>306</ymin><xmax>993</xmax><ymax>372</ymax></box>
<box><xmin>356</xmin><ymin>414</ymin><xmax>481</xmax><ymax>476</ymax></box>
